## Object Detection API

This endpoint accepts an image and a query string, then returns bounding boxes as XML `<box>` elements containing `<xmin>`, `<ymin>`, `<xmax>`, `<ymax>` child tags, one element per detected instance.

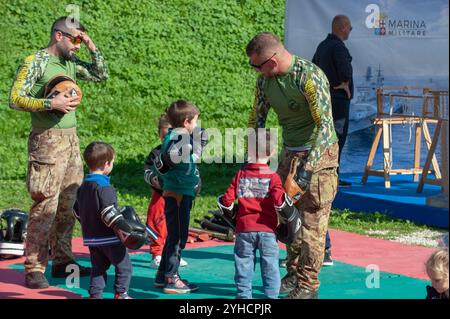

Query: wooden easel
<box><xmin>361</xmin><ymin>87</ymin><xmax>445</xmax><ymax>188</ymax></box>
<box><xmin>425</xmin><ymin>118</ymin><xmax>449</xmax><ymax>208</ymax></box>
<box><xmin>417</xmin><ymin>91</ymin><xmax>449</xmax><ymax>193</ymax></box>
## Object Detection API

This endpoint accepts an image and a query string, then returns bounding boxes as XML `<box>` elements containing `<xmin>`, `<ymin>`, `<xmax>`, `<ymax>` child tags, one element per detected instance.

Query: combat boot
<box><xmin>284</xmin><ymin>286</ymin><xmax>318</xmax><ymax>299</ymax></box>
<box><xmin>25</xmin><ymin>271</ymin><xmax>49</xmax><ymax>289</ymax></box>
<box><xmin>279</xmin><ymin>273</ymin><xmax>297</xmax><ymax>294</ymax></box>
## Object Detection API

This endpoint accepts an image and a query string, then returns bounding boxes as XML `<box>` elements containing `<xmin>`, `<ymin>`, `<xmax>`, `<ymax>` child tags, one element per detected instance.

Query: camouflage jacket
<box><xmin>248</xmin><ymin>55</ymin><xmax>338</xmax><ymax>170</ymax></box>
<box><xmin>9</xmin><ymin>48</ymin><xmax>108</xmax><ymax>112</ymax></box>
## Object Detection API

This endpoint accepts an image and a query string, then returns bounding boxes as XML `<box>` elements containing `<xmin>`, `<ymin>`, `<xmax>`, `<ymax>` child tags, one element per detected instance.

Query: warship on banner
<box><xmin>349</xmin><ymin>65</ymin><xmax>407</xmax><ymax>134</ymax></box>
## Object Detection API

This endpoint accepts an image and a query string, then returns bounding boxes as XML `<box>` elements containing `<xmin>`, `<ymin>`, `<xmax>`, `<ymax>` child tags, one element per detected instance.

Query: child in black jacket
<box><xmin>74</xmin><ymin>141</ymin><xmax>132</xmax><ymax>299</ymax></box>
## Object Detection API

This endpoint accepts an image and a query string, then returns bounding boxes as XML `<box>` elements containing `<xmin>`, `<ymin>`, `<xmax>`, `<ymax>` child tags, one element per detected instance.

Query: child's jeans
<box><xmin>88</xmin><ymin>243</ymin><xmax>132</xmax><ymax>298</ymax></box>
<box><xmin>234</xmin><ymin>232</ymin><xmax>280</xmax><ymax>299</ymax></box>
<box><xmin>159</xmin><ymin>192</ymin><xmax>193</xmax><ymax>279</ymax></box>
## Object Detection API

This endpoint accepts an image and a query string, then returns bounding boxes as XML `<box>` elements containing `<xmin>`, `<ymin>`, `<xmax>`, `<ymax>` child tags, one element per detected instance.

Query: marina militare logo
<box><xmin>365</xmin><ymin>4</ymin><xmax>427</xmax><ymax>37</ymax></box>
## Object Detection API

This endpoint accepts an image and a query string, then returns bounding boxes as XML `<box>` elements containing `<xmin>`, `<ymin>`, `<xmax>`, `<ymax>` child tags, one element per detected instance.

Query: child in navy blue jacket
<box><xmin>74</xmin><ymin>141</ymin><xmax>132</xmax><ymax>299</ymax></box>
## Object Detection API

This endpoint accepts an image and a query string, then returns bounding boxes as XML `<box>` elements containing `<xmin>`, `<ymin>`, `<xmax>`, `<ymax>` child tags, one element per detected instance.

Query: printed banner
<box><xmin>285</xmin><ymin>0</ymin><xmax>449</xmax><ymax>132</ymax></box>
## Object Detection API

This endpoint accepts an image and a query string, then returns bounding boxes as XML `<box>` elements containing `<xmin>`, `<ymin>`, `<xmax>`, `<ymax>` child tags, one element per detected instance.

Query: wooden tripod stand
<box><xmin>417</xmin><ymin>90</ymin><xmax>448</xmax><ymax>194</ymax></box>
<box><xmin>361</xmin><ymin>87</ymin><xmax>447</xmax><ymax>189</ymax></box>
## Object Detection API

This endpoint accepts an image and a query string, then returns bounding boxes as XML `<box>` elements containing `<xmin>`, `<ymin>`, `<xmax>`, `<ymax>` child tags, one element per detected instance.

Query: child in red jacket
<box><xmin>144</xmin><ymin>114</ymin><xmax>188</xmax><ymax>269</ymax></box>
<box><xmin>218</xmin><ymin>129</ymin><xmax>295</xmax><ymax>299</ymax></box>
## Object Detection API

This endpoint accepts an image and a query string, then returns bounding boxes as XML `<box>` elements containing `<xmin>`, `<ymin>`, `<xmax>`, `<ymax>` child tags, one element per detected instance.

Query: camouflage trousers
<box><xmin>276</xmin><ymin>143</ymin><xmax>338</xmax><ymax>291</ymax></box>
<box><xmin>24</xmin><ymin>127</ymin><xmax>83</xmax><ymax>274</ymax></box>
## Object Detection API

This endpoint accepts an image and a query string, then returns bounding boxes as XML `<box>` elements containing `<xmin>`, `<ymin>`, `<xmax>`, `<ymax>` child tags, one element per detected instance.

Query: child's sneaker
<box><xmin>179</xmin><ymin>257</ymin><xmax>188</xmax><ymax>267</ymax></box>
<box><xmin>323</xmin><ymin>249</ymin><xmax>334</xmax><ymax>267</ymax></box>
<box><xmin>180</xmin><ymin>278</ymin><xmax>198</xmax><ymax>292</ymax></box>
<box><xmin>154</xmin><ymin>270</ymin><xmax>165</xmax><ymax>288</ymax></box>
<box><xmin>114</xmin><ymin>292</ymin><xmax>132</xmax><ymax>299</ymax></box>
<box><xmin>150</xmin><ymin>255</ymin><xmax>161</xmax><ymax>269</ymax></box>
<box><xmin>163</xmin><ymin>275</ymin><xmax>198</xmax><ymax>294</ymax></box>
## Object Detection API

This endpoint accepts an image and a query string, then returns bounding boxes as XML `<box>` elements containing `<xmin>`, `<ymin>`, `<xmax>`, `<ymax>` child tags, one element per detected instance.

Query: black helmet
<box><xmin>0</xmin><ymin>209</ymin><xmax>28</xmax><ymax>259</ymax></box>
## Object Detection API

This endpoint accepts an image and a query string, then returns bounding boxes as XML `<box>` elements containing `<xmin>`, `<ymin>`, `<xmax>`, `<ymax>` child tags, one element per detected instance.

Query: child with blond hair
<box><xmin>425</xmin><ymin>248</ymin><xmax>449</xmax><ymax>299</ymax></box>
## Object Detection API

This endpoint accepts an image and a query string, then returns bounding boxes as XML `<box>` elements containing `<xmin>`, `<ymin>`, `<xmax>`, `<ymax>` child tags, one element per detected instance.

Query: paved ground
<box><xmin>0</xmin><ymin>229</ymin><xmax>435</xmax><ymax>299</ymax></box>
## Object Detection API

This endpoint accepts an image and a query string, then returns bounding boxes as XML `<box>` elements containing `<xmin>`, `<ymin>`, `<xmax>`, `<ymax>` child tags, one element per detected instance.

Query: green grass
<box><xmin>0</xmin><ymin>0</ymin><xmax>283</xmax><ymax>231</ymax></box>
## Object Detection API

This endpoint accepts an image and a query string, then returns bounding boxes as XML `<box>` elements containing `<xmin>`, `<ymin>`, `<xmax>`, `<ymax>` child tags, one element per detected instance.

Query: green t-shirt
<box><xmin>10</xmin><ymin>48</ymin><xmax>109</xmax><ymax>129</ymax></box>
<box><xmin>262</xmin><ymin>56</ymin><xmax>317</xmax><ymax>147</ymax></box>
<box><xmin>248</xmin><ymin>55</ymin><xmax>338</xmax><ymax>168</ymax></box>
<box><xmin>29</xmin><ymin>55</ymin><xmax>77</xmax><ymax>129</ymax></box>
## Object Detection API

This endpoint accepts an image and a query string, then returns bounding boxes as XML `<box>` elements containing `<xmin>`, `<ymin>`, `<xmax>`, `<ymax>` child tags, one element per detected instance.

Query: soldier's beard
<box><xmin>58</xmin><ymin>46</ymin><xmax>73</xmax><ymax>61</ymax></box>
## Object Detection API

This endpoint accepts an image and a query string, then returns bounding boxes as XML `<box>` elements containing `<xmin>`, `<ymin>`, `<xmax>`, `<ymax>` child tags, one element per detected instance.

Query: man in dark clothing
<box><xmin>313</xmin><ymin>15</ymin><xmax>353</xmax><ymax>187</ymax></box>
<box><xmin>312</xmin><ymin>15</ymin><xmax>354</xmax><ymax>268</ymax></box>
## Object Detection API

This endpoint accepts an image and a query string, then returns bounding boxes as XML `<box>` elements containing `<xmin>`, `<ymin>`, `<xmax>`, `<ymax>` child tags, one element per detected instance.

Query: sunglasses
<box><xmin>249</xmin><ymin>53</ymin><xmax>276</xmax><ymax>69</ymax></box>
<box><xmin>55</xmin><ymin>29</ymin><xmax>82</xmax><ymax>45</ymax></box>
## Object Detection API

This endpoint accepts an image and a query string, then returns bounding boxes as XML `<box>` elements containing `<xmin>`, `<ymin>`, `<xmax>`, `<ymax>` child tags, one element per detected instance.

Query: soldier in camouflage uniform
<box><xmin>246</xmin><ymin>32</ymin><xmax>338</xmax><ymax>299</ymax></box>
<box><xmin>9</xmin><ymin>16</ymin><xmax>108</xmax><ymax>289</ymax></box>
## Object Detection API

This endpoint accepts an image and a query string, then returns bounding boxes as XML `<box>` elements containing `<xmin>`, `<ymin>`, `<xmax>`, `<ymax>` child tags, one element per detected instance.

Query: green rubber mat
<box><xmin>10</xmin><ymin>245</ymin><xmax>428</xmax><ymax>299</ymax></box>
